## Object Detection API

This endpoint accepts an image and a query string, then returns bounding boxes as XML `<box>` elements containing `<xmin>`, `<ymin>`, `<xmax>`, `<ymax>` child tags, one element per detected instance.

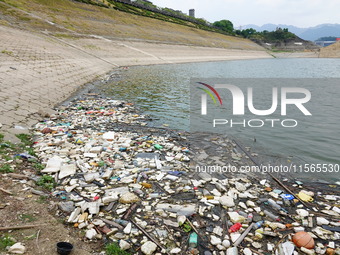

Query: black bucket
<box><xmin>56</xmin><ymin>242</ymin><xmax>73</xmax><ymax>255</ymax></box>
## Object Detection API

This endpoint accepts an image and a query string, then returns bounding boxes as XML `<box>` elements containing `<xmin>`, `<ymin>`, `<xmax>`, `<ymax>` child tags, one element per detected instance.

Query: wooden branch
<box><xmin>0</xmin><ymin>188</ymin><xmax>12</xmax><ymax>195</ymax></box>
<box><xmin>0</xmin><ymin>224</ymin><xmax>46</xmax><ymax>231</ymax></box>
<box><xmin>7</xmin><ymin>173</ymin><xmax>29</xmax><ymax>179</ymax></box>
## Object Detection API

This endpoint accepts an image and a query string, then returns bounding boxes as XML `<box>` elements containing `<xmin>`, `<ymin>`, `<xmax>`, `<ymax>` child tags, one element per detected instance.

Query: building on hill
<box><xmin>189</xmin><ymin>9</ymin><xmax>195</xmax><ymax>17</ymax></box>
<box><xmin>315</xmin><ymin>40</ymin><xmax>337</xmax><ymax>47</ymax></box>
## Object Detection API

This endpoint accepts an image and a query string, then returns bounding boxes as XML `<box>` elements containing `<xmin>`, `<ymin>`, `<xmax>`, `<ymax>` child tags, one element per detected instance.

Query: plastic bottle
<box><xmin>149</xmin><ymin>192</ymin><xmax>162</xmax><ymax>198</ymax></box>
<box><xmin>136</xmin><ymin>174</ymin><xmax>142</xmax><ymax>183</ymax></box>
<box><xmin>247</xmin><ymin>213</ymin><xmax>253</xmax><ymax>222</ymax></box>
<box><xmin>267</xmin><ymin>199</ymin><xmax>282</xmax><ymax>210</ymax></box>
<box><xmin>189</xmin><ymin>232</ymin><xmax>198</xmax><ymax>247</ymax></box>
<box><xmin>202</xmin><ymin>189</ymin><xmax>210</xmax><ymax>196</ymax></box>
<box><xmin>141</xmin><ymin>172</ymin><xmax>149</xmax><ymax>180</ymax></box>
<box><xmin>114</xmin><ymin>219</ymin><xmax>129</xmax><ymax>226</ymax></box>
<box><xmin>133</xmin><ymin>188</ymin><xmax>144</xmax><ymax>196</ymax></box>
<box><xmin>264</xmin><ymin>210</ymin><xmax>281</xmax><ymax>221</ymax></box>
<box><xmin>252</xmin><ymin>220</ymin><xmax>264</xmax><ymax>230</ymax></box>
<box><xmin>228</xmin><ymin>222</ymin><xmax>242</xmax><ymax>233</ymax></box>
<box><xmin>237</xmin><ymin>211</ymin><xmax>248</xmax><ymax>218</ymax></box>
<box><xmin>283</xmin><ymin>199</ymin><xmax>291</xmax><ymax>207</ymax></box>
<box><xmin>154</xmin><ymin>144</ymin><xmax>163</xmax><ymax>150</ymax></box>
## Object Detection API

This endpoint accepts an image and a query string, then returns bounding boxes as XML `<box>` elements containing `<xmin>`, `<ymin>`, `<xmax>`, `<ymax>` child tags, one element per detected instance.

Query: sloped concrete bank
<box><xmin>0</xmin><ymin>25</ymin><xmax>272</xmax><ymax>141</ymax></box>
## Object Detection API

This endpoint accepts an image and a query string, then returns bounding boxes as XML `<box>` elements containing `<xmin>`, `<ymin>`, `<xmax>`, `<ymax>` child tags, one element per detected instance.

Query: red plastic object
<box><xmin>228</xmin><ymin>222</ymin><xmax>242</xmax><ymax>233</ymax></box>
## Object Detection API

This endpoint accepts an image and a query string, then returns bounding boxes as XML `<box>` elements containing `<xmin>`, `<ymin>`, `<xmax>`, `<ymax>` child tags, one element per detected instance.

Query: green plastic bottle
<box><xmin>189</xmin><ymin>232</ymin><xmax>198</xmax><ymax>247</ymax></box>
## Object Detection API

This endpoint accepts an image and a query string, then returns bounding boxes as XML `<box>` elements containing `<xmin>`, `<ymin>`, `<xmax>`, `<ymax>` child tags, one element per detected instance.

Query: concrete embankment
<box><xmin>0</xmin><ymin>24</ymin><xmax>272</xmax><ymax>141</ymax></box>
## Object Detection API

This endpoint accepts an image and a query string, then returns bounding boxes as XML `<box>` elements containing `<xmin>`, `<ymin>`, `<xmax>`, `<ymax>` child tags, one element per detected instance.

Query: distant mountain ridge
<box><xmin>242</xmin><ymin>23</ymin><xmax>340</xmax><ymax>41</ymax></box>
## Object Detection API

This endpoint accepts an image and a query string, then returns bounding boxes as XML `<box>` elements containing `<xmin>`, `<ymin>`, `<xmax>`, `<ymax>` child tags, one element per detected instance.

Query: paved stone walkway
<box><xmin>0</xmin><ymin>26</ymin><xmax>114</xmax><ymax>141</ymax></box>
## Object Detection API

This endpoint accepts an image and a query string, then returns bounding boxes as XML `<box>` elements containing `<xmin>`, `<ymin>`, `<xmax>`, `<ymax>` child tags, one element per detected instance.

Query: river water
<box><xmin>100</xmin><ymin>58</ymin><xmax>340</xmax><ymax>182</ymax></box>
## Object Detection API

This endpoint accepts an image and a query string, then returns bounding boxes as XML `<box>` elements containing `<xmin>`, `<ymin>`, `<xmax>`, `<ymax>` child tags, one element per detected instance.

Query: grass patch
<box><xmin>1</xmin><ymin>50</ymin><xmax>13</xmax><ymax>56</ymax></box>
<box><xmin>24</xmin><ymin>232</ymin><xmax>38</xmax><ymax>240</ymax></box>
<box><xmin>16</xmin><ymin>134</ymin><xmax>32</xmax><ymax>146</ymax></box>
<box><xmin>15</xmin><ymin>134</ymin><xmax>37</xmax><ymax>157</ymax></box>
<box><xmin>37</xmin><ymin>175</ymin><xmax>55</xmax><ymax>191</ymax></box>
<box><xmin>33</xmin><ymin>162</ymin><xmax>45</xmax><ymax>171</ymax></box>
<box><xmin>0</xmin><ymin>163</ymin><xmax>13</xmax><ymax>173</ymax></box>
<box><xmin>53</xmin><ymin>33</ymin><xmax>77</xmax><ymax>39</ymax></box>
<box><xmin>106</xmin><ymin>243</ymin><xmax>131</xmax><ymax>255</ymax></box>
<box><xmin>0</xmin><ymin>235</ymin><xmax>15</xmax><ymax>251</ymax></box>
<box><xmin>18</xmin><ymin>213</ymin><xmax>37</xmax><ymax>223</ymax></box>
<box><xmin>18</xmin><ymin>15</ymin><xmax>30</xmax><ymax>21</ymax></box>
<box><xmin>2</xmin><ymin>0</ymin><xmax>262</xmax><ymax>52</ymax></box>
<box><xmin>0</xmin><ymin>132</ymin><xmax>46</xmax><ymax>176</ymax></box>
<box><xmin>83</xmin><ymin>44</ymin><xmax>101</xmax><ymax>50</ymax></box>
<box><xmin>37</xmin><ymin>195</ymin><xmax>48</xmax><ymax>204</ymax></box>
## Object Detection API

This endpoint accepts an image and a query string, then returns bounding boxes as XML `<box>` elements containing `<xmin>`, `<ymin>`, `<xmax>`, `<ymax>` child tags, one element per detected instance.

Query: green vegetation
<box><xmin>16</xmin><ymin>134</ymin><xmax>32</xmax><ymax>146</ymax></box>
<box><xmin>1</xmin><ymin>50</ymin><xmax>14</xmax><ymax>56</ymax></box>
<box><xmin>73</xmin><ymin>0</ymin><xmax>220</xmax><ymax>34</ymax></box>
<box><xmin>37</xmin><ymin>174</ymin><xmax>55</xmax><ymax>191</ymax></box>
<box><xmin>317</xmin><ymin>36</ymin><xmax>338</xmax><ymax>41</ymax></box>
<box><xmin>71</xmin><ymin>0</ymin><xmax>107</xmax><ymax>8</ymax></box>
<box><xmin>16</xmin><ymin>134</ymin><xmax>37</xmax><ymax>157</ymax></box>
<box><xmin>106</xmin><ymin>243</ymin><xmax>131</xmax><ymax>255</ymax></box>
<box><xmin>18</xmin><ymin>213</ymin><xmax>37</xmax><ymax>222</ymax></box>
<box><xmin>213</xmin><ymin>20</ymin><xmax>234</xmax><ymax>34</ymax></box>
<box><xmin>236</xmin><ymin>28</ymin><xmax>297</xmax><ymax>42</ymax></box>
<box><xmin>24</xmin><ymin>232</ymin><xmax>38</xmax><ymax>240</ymax></box>
<box><xmin>0</xmin><ymin>235</ymin><xmax>15</xmax><ymax>251</ymax></box>
<box><xmin>98</xmin><ymin>161</ymin><xmax>106</xmax><ymax>167</ymax></box>
<box><xmin>33</xmin><ymin>162</ymin><xmax>45</xmax><ymax>171</ymax></box>
<box><xmin>179</xmin><ymin>221</ymin><xmax>192</xmax><ymax>232</ymax></box>
<box><xmin>134</xmin><ymin>0</ymin><xmax>156</xmax><ymax>8</ymax></box>
<box><xmin>1</xmin><ymin>0</ymin><xmax>263</xmax><ymax>51</ymax></box>
<box><xmin>37</xmin><ymin>195</ymin><xmax>48</xmax><ymax>204</ymax></box>
<box><xmin>0</xmin><ymin>163</ymin><xmax>13</xmax><ymax>173</ymax></box>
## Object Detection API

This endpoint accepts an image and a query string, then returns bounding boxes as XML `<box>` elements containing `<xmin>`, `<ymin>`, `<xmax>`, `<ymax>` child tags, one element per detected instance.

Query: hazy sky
<box><xmin>151</xmin><ymin>0</ymin><xmax>340</xmax><ymax>28</ymax></box>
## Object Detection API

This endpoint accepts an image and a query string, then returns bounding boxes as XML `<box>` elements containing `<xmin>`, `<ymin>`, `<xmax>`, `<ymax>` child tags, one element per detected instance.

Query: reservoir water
<box><xmin>100</xmin><ymin>58</ymin><xmax>340</xmax><ymax>182</ymax></box>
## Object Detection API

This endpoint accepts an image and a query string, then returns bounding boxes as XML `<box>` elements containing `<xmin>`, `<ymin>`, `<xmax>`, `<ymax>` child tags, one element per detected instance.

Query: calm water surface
<box><xmin>100</xmin><ymin>58</ymin><xmax>340</xmax><ymax>182</ymax></box>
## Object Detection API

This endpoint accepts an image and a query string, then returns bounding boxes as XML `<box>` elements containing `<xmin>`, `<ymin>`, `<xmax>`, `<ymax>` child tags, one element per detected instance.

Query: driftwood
<box><xmin>7</xmin><ymin>173</ymin><xmax>29</xmax><ymax>179</ymax></box>
<box><xmin>232</xmin><ymin>139</ymin><xmax>310</xmax><ymax>208</ymax></box>
<box><xmin>0</xmin><ymin>224</ymin><xmax>46</xmax><ymax>231</ymax></box>
<box><xmin>0</xmin><ymin>188</ymin><xmax>12</xmax><ymax>195</ymax></box>
<box><xmin>131</xmin><ymin>220</ymin><xmax>166</xmax><ymax>252</ymax></box>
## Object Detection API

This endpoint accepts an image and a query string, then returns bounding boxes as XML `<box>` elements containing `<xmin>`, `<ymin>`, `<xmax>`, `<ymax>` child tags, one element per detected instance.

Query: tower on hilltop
<box><xmin>189</xmin><ymin>9</ymin><xmax>195</xmax><ymax>18</ymax></box>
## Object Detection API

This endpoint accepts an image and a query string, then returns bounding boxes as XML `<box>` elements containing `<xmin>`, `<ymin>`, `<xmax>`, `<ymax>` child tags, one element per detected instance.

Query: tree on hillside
<box><xmin>317</xmin><ymin>36</ymin><xmax>338</xmax><ymax>41</ymax></box>
<box><xmin>213</xmin><ymin>20</ymin><xmax>234</xmax><ymax>33</ymax></box>
<box><xmin>235</xmin><ymin>27</ymin><xmax>297</xmax><ymax>42</ymax></box>
<box><xmin>135</xmin><ymin>0</ymin><xmax>157</xmax><ymax>8</ymax></box>
<box><xmin>235</xmin><ymin>28</ymin><xmax>257</xmax><ymax>38</ymax></box>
